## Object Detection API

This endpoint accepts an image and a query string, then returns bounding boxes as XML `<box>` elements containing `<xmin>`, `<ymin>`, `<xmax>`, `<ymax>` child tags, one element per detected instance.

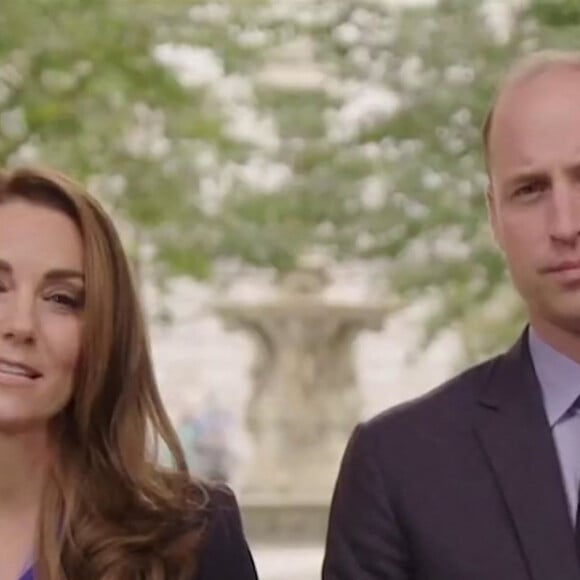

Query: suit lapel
<box><xmin>475</xmin><ymin>330</ymin><xmax>580</xmax><ymax>580</ymax></box>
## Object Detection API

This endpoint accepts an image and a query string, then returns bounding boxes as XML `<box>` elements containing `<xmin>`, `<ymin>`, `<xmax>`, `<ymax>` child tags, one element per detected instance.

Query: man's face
<box><xmin>488</xmin><ymin>67</ymin><xmax>580</xmax><ymax>335</ymax></box>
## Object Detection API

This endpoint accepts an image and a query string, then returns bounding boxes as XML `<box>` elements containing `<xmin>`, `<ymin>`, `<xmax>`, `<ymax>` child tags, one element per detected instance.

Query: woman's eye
<box><xmin>46</xmin><ymin>293</ymin><xmax>83</xmax><ymax>310</ymax></box>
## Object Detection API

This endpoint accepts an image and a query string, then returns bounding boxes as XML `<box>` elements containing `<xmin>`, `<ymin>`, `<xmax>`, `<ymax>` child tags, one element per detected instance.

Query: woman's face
<box><xmin>0</xmin><ymin>199</ymin><xmax>84</xmax><ymax>433</ymax></box>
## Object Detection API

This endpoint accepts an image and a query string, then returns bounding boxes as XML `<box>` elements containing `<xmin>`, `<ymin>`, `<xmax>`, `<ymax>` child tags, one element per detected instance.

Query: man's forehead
<box><xmin>496</xmin><ymin>65</ymin><xmax>580</xmax><ymax>115</ymax></box>
<box><xmin>489</xmin><ymin>66</ymin><xmax>580</xmax><ymax>150</ymax></box>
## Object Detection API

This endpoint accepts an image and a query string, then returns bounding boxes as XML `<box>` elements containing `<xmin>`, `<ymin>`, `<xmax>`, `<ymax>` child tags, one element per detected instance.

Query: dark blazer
<box><xmin>323</xmin><ymin>330</ymin><xmax>580</xmax><ymax>580</ymax></box>
<box><xmin>196</xmin><ymin>486</ymin><xmax>258</xmax><ymax>580</ymax></box>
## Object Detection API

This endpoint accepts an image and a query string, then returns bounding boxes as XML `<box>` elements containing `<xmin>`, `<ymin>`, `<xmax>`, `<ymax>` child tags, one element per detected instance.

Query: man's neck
<box><xmin>528</xmin><ymin>317</ymin><xmax>580</xmax><ymax>364</ymax></box>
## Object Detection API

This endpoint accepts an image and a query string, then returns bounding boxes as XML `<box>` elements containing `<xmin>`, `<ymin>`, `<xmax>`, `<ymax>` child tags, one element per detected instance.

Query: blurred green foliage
<box><xmin>1</xmin><ymin>0</ymin><xmax>578</xmax><ymax>361</ymax></box>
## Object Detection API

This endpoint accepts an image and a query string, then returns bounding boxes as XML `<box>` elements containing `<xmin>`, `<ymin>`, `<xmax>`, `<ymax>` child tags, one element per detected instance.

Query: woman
<box><xmin>0</xmin><ymin>167</ymin><xmax>258</xmax><ymax>580</ymax></box>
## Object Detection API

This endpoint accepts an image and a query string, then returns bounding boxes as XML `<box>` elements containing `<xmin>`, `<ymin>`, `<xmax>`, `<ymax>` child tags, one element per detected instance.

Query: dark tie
<box><xmin>572</xmin><ymin>397</ymin><xmax>580</xmax><ymax>564</ymax></box>
<box><xmin>576</xmin><ymin>498</ymin><xmax>580</xmax><ymax>563</ymax></box>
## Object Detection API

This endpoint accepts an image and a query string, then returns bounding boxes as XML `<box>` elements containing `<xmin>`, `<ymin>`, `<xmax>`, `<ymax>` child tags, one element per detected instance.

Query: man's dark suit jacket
<box><xmin>196</xmin><ymin>486</ymin><xmax>258</xmax><ymax>580</ymax></box>
<box><xmin>323</xmin><ymin>330</ymin><xmax>580</xmax><ymax>580</ymax></box>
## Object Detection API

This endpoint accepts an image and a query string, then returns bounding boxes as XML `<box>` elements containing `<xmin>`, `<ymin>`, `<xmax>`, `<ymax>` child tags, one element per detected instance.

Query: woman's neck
<box><xmin>0</xmin><ymin>428</ymin><xmax>49</xmax><ymax>579</ymax></box>
<box><xmin>0</xmin><ymin>428</ymin><xmax>49</xmax><ymax>515</ymax></box>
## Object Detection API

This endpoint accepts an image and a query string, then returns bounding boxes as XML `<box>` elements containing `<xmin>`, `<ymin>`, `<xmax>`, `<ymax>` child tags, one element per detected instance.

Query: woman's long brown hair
<box><xmin>0</xmin><ymin>167</ymin><xmax>209</xmax><ymax>580</ymax></box>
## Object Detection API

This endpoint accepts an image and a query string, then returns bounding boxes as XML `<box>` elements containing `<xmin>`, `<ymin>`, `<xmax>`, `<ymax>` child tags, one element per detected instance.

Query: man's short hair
<box><xmin>482</xmin><ymin>49</ymin><xmax>580</xmax><ymax>171</ymax></box>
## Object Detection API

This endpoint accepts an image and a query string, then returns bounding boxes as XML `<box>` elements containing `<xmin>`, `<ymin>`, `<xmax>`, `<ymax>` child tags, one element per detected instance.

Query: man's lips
<box><xmin>542</xmin><ymin>260</ymin><xmax>580</xmax><ymax>274</ymax></box>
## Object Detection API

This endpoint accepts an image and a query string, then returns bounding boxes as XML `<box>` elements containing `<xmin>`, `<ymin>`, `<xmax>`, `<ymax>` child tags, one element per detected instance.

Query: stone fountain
<box><xmin>214</xmin><ymin>260</ymin><xmax>392</xmax><ymax>543</ymax></box>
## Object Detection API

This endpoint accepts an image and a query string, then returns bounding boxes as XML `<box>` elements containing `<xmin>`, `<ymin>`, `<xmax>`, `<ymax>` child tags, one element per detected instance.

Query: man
<box><xmin>323</xmin><ymin>50</ymin><xmax>580</xmax><ymax>580</ymax></box>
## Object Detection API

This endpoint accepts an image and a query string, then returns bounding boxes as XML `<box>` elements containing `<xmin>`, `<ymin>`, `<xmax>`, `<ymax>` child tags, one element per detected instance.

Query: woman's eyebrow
<box><xmin>0</xmin><ymin>260</ymin><xmax>84</xmax><ymax>282</ymax></box>
<box><xmin>44</xmin><ymin>269</ymin><xmax>85</xmax><ymax>282</ymax></box>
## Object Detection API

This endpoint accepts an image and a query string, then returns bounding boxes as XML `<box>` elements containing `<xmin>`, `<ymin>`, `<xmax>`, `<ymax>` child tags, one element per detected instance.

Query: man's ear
<box><xmin>486</xmin><ymin>185</ymin><xmax>502</xmax><ymax>249</ymax></box>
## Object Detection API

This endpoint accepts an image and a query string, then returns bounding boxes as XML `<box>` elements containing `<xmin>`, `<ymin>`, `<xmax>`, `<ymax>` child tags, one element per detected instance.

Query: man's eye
<box><xmin>514</xmin><ymin>181</ymin><xmax>546</xmax><ymax>197</ymax></box>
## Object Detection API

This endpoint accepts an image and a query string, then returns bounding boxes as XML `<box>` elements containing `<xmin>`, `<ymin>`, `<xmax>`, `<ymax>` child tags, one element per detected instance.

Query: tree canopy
<box><xmin>2</xmin><ymin>0</ymin><xmax>579</xmax><ymax>360</ymax></box>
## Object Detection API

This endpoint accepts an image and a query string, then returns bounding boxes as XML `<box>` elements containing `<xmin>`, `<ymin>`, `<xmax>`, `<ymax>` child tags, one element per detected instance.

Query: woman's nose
<box><xmin>0</xmin><ymin>295</ymin><xmax>36</xmax><ymax>345</ymax></box>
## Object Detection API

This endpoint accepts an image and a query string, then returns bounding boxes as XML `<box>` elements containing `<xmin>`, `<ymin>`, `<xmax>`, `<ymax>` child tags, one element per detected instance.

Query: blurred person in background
<box><xmin>0</xmin><ymin>167</ymin><xmax>258</xmax><ymax>580</ymax></box>
<box><xmin>323</xmin><ymin>50</ymin><xmax>580</xmax><ymax>580</ymax></box>
<box><xmin>193</xmin><ymin>393</ymin><xmax>236</xmax><ymax>484</ymax></box>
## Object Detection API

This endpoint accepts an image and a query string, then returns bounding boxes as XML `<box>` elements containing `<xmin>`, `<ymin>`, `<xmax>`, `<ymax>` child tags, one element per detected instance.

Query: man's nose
<box><xmin>550</xmin><ymin>181</ymin><xmax>580</xmax><ymax>245</ymax></box>
<box><xmin>0</xmin><ymin>294</ymin><xmax>36</xmax><ymax>345</ymax></box>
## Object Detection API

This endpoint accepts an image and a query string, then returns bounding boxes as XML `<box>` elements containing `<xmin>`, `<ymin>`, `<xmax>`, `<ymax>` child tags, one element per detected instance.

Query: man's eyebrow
<box><xmin>504</xmin><ymin>170</ymin><xmax>549</xmax><ymax>188</ymax></box>
<box><xmin>0</xmin><ymin>260</ymin><xmax>84</xmax><ymax>282</ymax></box>
<box><xmin>505</xmin><ymin>162</ymin><xmax>580</xmax><ymax>186</ymax></box>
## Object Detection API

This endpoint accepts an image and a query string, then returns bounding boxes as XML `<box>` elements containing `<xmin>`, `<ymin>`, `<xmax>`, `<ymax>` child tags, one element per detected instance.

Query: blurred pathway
<box><xmin>252</xmin><ymin>544</ymin><xmax>323</xmax><ymax>580</ymax></box>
